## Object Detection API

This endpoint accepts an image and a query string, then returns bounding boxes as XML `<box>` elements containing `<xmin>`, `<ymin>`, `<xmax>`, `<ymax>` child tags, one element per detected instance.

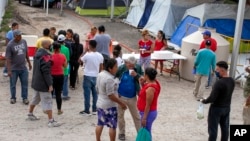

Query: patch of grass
<box><xmin>0</xmin><ymin>0</ymin><xmax>15</xmax><ymax>39</ymax></box>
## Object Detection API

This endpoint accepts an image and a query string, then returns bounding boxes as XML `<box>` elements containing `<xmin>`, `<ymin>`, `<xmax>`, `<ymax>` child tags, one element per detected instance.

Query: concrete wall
<box><xmin>0</xmin><ymin>0</ymin><xmax>8</xmax><ymax>29</ymax></box>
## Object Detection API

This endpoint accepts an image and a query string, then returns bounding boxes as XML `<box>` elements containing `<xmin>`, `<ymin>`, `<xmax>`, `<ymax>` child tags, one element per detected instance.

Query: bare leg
<box><xmin>47</xmin><ymin>110</ymin><xmax>53</xmax><ymax>120</ymax></box>
<box><xmin>96</xmin><ymin>125</ymin><xmax>104</xmax><ymax>141</ymax></box>
<box><xmin>160</xmin><ymin>61</ymin><xmax>164</xmax><ymax>73</ymax></box>
<box><xmin>109</xmin><ymin>128</ymin><xmax>116</xmax><ymax>141</ymax></box>
<box><xmin>29</xmin><ymin>105</ymin><xmax>36</xmax><ymax>113</ymax></box>
<box><xmin>155</xmin><ymin>61</ymin><xmax>158</xmax><ymax>70</ymax></box>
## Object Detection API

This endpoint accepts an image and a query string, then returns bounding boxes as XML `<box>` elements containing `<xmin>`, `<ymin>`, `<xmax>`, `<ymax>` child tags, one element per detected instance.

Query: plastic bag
<box><xmin>136</xmin><ymin>128</ymin><xmax>151</xmax><ymax>141</ymax></box>
<box><xmin>196</xmin><ymin>102</ymin><xmax>204</xmax><ymax>120</ymax></box>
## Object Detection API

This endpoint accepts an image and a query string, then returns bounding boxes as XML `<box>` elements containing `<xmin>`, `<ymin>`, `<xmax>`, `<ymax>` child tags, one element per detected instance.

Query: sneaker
<box><xmin>79</xmin><ymin>110</ymin><xmax>91</xmax><ymax>116</ymax></box>
<box><xmin>160</xmin><ymin>72</ymin><xmax>163</xmax><ymax>76</ymax></box>
<box><xmin>48</xmin><ymin>120</ymin><xmax>61</xmax><ymax>127</ymax></box>
<box><xmin>62</xmin><ymin>96</ymin><xmax>71</xmax><ymax>100</ymax></box>
<box><xmin>92</xmin><ymin>111</ymin><xmax>97</xmax><ymax>115</ymax></box>
<box><xmin>58</xmin><ymin>110</ymin><xmax>63</xmax><ymax>115</ymax></box>
<box><xmin>27</xmin><ymin>113</ymin><xmax>40</xmax><ymax>121</ymax></box>
<box><xmin>23</xmin><ymin>99</ymin><xmax>29</xmax><ymax>105</ymax></box>
<box><xmin>10</xmin><ymin>99</ymin><xmax>16</xmax><ymax>104</ymax></box>
<box><xmin>118</xmin><ymin>134</ymin><xmax>126</xmax><ymax>140</ymax></box>
<box><xmin>3</xmin><ymin>73</ymin><xmax>8</xmax><ymax>77</ymax></box>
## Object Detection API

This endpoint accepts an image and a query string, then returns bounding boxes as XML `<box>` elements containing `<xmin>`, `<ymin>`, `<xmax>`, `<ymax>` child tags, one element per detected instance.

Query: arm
<box><xmin>194</xmin><ymin>52</ymin><xmax>200</xmax><ymax>67</ymax></box>
<box><xmin>99</xmin><ymin>63</ymin><xmax>103</xmax><ymax>72</ymax></box>
<box><xmin>108</xmin><ymin>94</ymin><xmax>127</xmax><ymax>110</ymax></box>
<box><xmin>40</xmin><ymin>55</ymin><xmax>53</xmax><ymax>89</ymax></box>
<box><xmin>5</xmin><ymin>45</ymin><xmax>12</xmax><ymax>76</ymax></box>
<box><xmin>202</xmin><ymin>81</ymin><xmax>220</xmax><ymax>104</ymax></box>
<box><xmin>63</xmin><ymin>57</ymin><xmax>67</xmax><ymax>68</ymax></box>
<box><xmin>25</xmin><ymin>42</ymin><xmax>32</xmax><ymax>70</ymax></box>
<box><xmin>142</xmin><ymin>87</ymin><xmax>155</xmax><ymax>127</ymax></box>
<box><xmin>161</xmin><ymin>39</ymin><xmax>168</xmax><ymax>50</ymax></box>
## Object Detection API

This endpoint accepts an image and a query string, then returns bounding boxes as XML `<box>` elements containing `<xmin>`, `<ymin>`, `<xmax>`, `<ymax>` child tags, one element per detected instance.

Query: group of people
<box><xmin>3</xmin><ymin>23</ymin><xmax>162</xmax><ymax>140</ymax></box>
<box><xmin>3</xmin><ymin>20</ymin><xmax>250</xmax><ymax>141</ymax></box>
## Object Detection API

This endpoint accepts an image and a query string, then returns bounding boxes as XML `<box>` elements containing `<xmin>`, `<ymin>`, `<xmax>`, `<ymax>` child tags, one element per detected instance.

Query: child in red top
<box><xmin>154</xmin><ymin>30</ymin><xmax>168</xmax><ymax>75</ymax></box>
<box><xmin>138</xmin><ymin>30</ymin><xmax>154</xmax><ymax>70</ymax></box>
<box><xmin>51</xmin><ymin>41</ymin><xmax>67</xmax><ymax>115</ymax></box>
<box><xmin>137</xmin><ymin>67</ymin><xmax>161</xmax><ymax>139</ymax></box>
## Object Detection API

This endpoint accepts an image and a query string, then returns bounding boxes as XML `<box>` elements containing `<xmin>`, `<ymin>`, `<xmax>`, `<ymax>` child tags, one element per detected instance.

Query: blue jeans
<box><xmin>208</xmin><ymin>106</ymin><xmax>230</xmax><ymax>141</ymax></box>
<box><xmin>62</xmin><ymin>75</ymin><xmax>69</xmax><ymax>97</ymax></box>
<box><xmin>3</xmin><ymin>66</ymin><xmax>7</xmax><ymax>73</ymax></box>
<box><xmin>140</xmin><ymin>110</ymin><xmax>157</xmax><ymax>139</ymax></box>
<box><xmin>83</xmin><ymin>75</ymin><xmax>97</xmax><ymax>112</ymax></box>
<box><xmin>9</xmin><ymin>69</ymin><xmax>28</xmax><ymax>100</ymax></box>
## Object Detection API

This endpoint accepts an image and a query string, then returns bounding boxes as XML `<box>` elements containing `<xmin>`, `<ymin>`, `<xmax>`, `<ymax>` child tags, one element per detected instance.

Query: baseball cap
<box><xmin>13</xmin><ymin>30</ymin><xmax>22</xmax><ymax>36</ymax></box>
<box><xmin>205</xmin><ymin>40</ymin><xmax>212</xmax><ymax>46</ymax></box>
<box><xmin>202</xmin><ymin>30</ymin><xmax>211</xmax><ymax>36</ymax></box>
<box><xmin>57</xmin><ymin>34</ymin><xmax>65</xmax><ymax>42</ymax></box>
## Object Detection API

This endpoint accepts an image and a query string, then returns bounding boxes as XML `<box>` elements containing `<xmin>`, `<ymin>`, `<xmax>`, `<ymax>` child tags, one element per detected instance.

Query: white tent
<box><xmin>123</xmin><ymin>0</ymin><xmax>146</xmax><ymax>27</ymax></box>
<box><xmin>143</xmin><ymin>0</ymin><xmax>214</xmax><ymax>37</ymax></box>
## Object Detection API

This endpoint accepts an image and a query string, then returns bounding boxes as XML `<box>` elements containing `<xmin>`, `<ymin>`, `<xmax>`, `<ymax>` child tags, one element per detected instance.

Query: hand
<box><xmin>141</xmin><ymin>119</ymin><xmax>147</xmax><ymax>127</ymax></box>
<box><xmin>130</xmin><ymin>70</ymin><xmax>137</xmax><ymax>77</ymax></box>
<box><xmin>211</xmin><ymin>71</ymin><xmax>215</xmax><ymax>76</ymax></box>
<box><xmin>28</xmin><ymin>64</ymin><xmax>32</xmax><ymax>71</ymax></box>
<box><xmin>8</xmin><ymin>71</ymin><xmax>12</xmax><ymax>77</ymax></box>
<box><xmin>120</xmin><ymin>102</ymin><xmax>127</xmax><ymax>110</ymax></box>
<box><xmin>246</xmin><ymin>96</ymin><xmax>250</xmax><ymax>106</ymax></box>
<box><xmin>48</xmin><ymin>85</ymin><xmax>53</xmax><ymax>92</ymax></box>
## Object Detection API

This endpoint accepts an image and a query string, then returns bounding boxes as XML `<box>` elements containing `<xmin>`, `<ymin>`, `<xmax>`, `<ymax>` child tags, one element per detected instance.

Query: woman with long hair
<box><xmin>137</xmin><ymin>67</ymin><xmax>161</xmax><ymax>139</ymax></box>
<box><xmin>154</xmin><ymin>30</ymin><xmax>168</xmax><ymax>75</ymax></box>
<box><xmin>51</xmin><ymin>41</ymin><xmax>67</xmax><ymax>115</ymax></box>
<box><xmin>69</xmin><ymin>33</ymin><xmax>83</xmax><ymax>89</ymax></box>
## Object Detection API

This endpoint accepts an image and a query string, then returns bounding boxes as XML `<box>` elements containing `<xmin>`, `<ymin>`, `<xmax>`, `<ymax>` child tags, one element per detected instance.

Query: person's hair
<box><xmin>41</xmin><ymin>39</ymin><xmax>51</xmax><ymax>48</ymax></box>
<box><xmin>158</xmin><ymin>30</ymin><xmax>166</xmax><ymax>42</ymax></box>
<box><xmin>11</xmin><ymin>22</ymin><xmax>18</xmax><ymax>28</ymax></box>
<box><xmin>142</xmin><ymin>29</ymin><xmax>149</xmax><ymax>36</ymax></box>
<box><xmin>91</xmin><ymin>26</ymin><xmax>97</xmax><ymax>31</ymax></box>
<box><xmin>114</xmin><ymin>45</ymin><xmax>121</xmax><ymax>52</ymax></box>
<box><xmin>73</xmin><ymin>33</ymin><xmax>80</xmax><ymax>44</ymax></box>
<box><xmin>145</xmin><ymin>67</ymin><xmax>158</xmax><ymax>81</ymax></box>
<box><xmin>58</xmin><ymin>30</ymin><xmax>66</xmax><ymax>36</ymax></box>
<box><xmin>53</xmin><ymin>41</ymin><xmax>61</xmax><ymax>51</ymax></box>
<box><xmin>67</xmin><ymin>29</ymin><xmax>74</xmax><ymax>35</ymax></box>
<box><xmin>98</xmin><ymin>25</ymin><xmax>105</xmax><ymax>32</ymax></box>
<box><xmin>125</xmin><ymin>56</ymin><xmax>137</xmax><ymax>64</ymax></box>
<box><xmin>89</xmin><ymin>40</ymin><xmax>97</xmax><ymax>49</ymax></box>
<box><xmin>43</xmin><ymin>28</ymin><xmax>50</xmax><ymax>36</ymax></box>
<box><xmin>50</xmin><ymin>27</ymin><xmax>56</xmax><ymax>31</ymax></box>
<box><xmin>216</xmin><ymin>61</ymin><xmax>228</xmax><ymax>70</ymax></box>
<box><xmin>113</xmin><ymin>50</ymin><xmax>120</xmax><ymax>58</ymax></box>
<box><xmin>105</xmin><ymin>58</ymin><xmax>117</xmax><ymax>72</ymax></box>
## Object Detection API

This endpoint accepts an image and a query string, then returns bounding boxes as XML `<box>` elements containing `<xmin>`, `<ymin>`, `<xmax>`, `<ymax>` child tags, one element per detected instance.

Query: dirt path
<box><xmin>0</xmin><ymin>1</ymin><xmax>246</xmax><ymax>141</ymax></box>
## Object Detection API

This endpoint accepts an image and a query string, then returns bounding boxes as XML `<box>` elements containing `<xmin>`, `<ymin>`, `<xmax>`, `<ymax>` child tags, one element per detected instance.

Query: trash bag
<box><xmin>197</xmin><ymin>102</ymin><xmax>204</xmax><ymax>120</ymax></box>
<box><xmin>243</xmin><ymin>105</ymin><xmax>250</xmax><ymax>125</ymax></box>
<box><xmin>136</xmin><ymin>128</ymin><xmax>151</xmax><ymax>141</ymax></box>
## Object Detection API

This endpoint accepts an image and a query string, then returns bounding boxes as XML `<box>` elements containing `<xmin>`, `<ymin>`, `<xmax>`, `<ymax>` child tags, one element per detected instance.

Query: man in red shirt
<box><xmin>200</xmin><ymin>30</ymin><xmax>217</xmax><ymax>52</ymax></box>
<box><xmin>199</xmin><ymin>30</ymin><xmax>217</xmax><ymax>88</ymax></box>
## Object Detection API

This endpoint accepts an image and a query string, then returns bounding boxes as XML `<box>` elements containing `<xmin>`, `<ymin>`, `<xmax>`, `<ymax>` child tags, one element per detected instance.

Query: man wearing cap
<box><xmin>5</xmin><ymin>30</ymin><xmax>32</xmax><ymax>104</ymax></box>
<box><xmin>193</xmin><ymin>40</ymin><xmax>216</xmax><ymax>101</ymax></box>
<box><xmin>200</xmin><ymin>30</ymin><xmax>217</xmax><ymax>88</ymax></box>
<box><xmin>57</xmin><ymin>34</ymin><xmax>70</xmax><ymax>100</ymax></box>
<box><xmin>115</xmin><ymin>56</ymin><xmax>143</xmax><ymax>140</ymax></box>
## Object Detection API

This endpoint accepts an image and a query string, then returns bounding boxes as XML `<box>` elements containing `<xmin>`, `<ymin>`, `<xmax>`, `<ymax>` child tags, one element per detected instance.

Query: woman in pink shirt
<box><xmin>51</xmin><ymin>42</ymin><xmax>67</xmax><ymax>115</ymax></box>
<box><xmin>84</xmin><ymin>26</ymin><xmax>97</xmax><ymax>54</ymax></box>
<box><xmin>154</xmin><ymin>30</ymin><xmax>168</xmax><ymax>75</ymax></box>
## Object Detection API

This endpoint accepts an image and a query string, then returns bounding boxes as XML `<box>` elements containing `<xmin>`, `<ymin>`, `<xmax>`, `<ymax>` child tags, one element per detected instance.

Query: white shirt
<box><xmin>115</xmin><ymin>57</ymin><xmax>124</xmax><ymax>67</ymax></box>
<box><xmin>81</xmin><ymin>51</ymin><xmax>103</xmax><ymax>77</ymax></box>
<box><xmin>96</xmin><ymin>70</ymin><xmax>118</xmax><ymax>109</ymax></box>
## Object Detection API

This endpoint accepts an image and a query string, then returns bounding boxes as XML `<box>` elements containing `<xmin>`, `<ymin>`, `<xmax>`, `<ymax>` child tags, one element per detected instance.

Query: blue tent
<box><xmin>170</xmin><ymin>3</ymin><xmax>250</xmax><ymax>47</ymax></box>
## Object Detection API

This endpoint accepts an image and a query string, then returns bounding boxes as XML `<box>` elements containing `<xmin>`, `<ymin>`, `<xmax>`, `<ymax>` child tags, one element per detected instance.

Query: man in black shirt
<box><xmin>201</xmin><ymin>61</ymin><xmax>235</xmax><ymax>141</ymax></box>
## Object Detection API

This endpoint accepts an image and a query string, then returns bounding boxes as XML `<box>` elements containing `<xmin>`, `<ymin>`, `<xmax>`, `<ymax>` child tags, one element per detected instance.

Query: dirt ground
<box><xmin>0</xmin><ymin>1</ymin><xmax>246</xmax><ymax>141</ymax></box>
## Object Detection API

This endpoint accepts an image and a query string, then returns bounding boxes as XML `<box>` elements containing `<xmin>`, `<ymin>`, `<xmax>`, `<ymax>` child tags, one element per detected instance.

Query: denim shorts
<box><xmin>97</xmin><ymin>107</ymin><xmax>117</xmax><ymax>128</ymax></box>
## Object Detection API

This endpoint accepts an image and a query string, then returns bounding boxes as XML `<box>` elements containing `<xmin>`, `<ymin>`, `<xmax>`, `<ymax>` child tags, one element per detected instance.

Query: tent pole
<box><xmin>60</xmin><ymin>0</ymin><xmax>63</xmax><ymax>16</ymax></box>
<box><xmin>46</xmin><ymin>0</ymin><xmax>49</xmax><ymax>16</ymax></box>
<box><xmin>110</xmin><ymin>0</ymin><xmax>114</xmax><ymax>20</ymax></box>
<box><xmin>229</xmin><ymin>0</ymin><xmax>246</xmax><ymax>78</ymax></box>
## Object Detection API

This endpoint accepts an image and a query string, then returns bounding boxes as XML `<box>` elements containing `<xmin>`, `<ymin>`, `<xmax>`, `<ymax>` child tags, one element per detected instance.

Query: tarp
<box><xmin>78</xmin><ymin>0</ymin><xmax>127</xmax><ymax>9</ymax></box>
<box><xmin>143</xmin><ymin>0</ymin><xmax>214</xmax><ymax>37</ymax></box>
<box><xmin>170</xmin><ymin>3</ymin><xmax>250</xmax><ymax>47</ymax></box>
